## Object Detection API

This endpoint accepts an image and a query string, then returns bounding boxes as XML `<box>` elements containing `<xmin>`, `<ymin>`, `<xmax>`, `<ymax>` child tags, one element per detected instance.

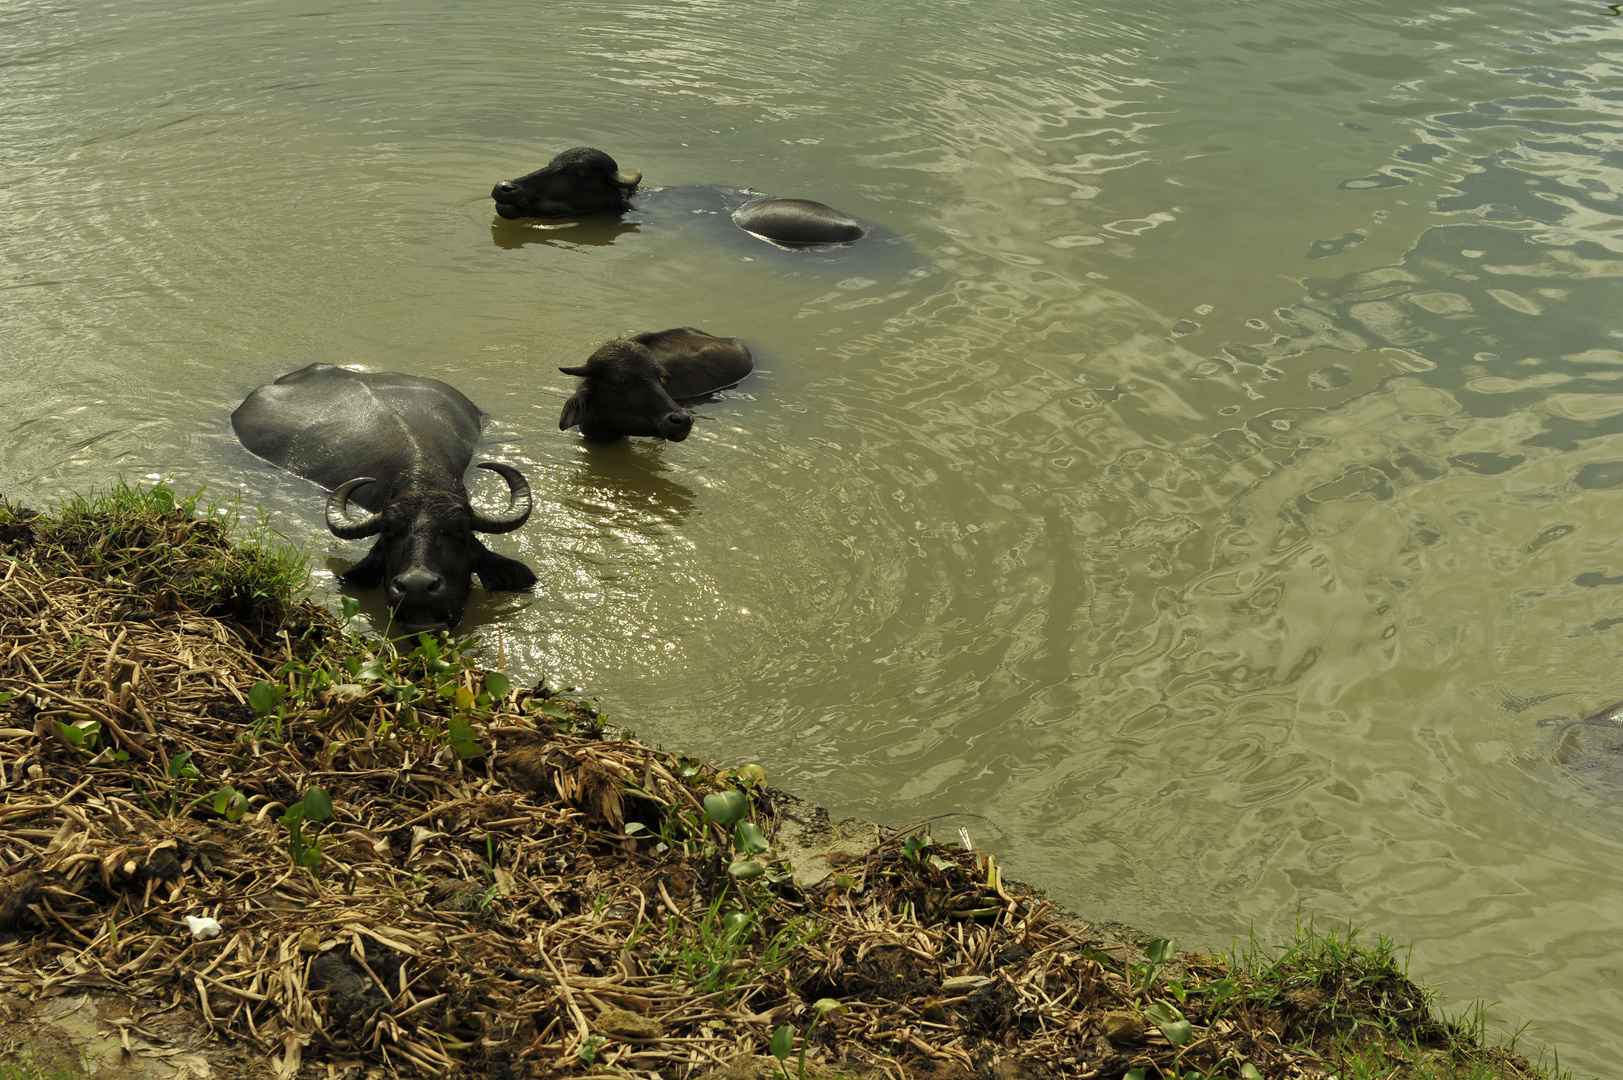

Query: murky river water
<box><xmin>4</xmin><ymin>0</ymin><xmax>1622</xmax><ymax>1069</ymax></box>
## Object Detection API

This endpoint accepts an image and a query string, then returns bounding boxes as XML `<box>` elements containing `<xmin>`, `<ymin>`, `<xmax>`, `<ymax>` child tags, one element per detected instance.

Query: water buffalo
<box><xmin>232</xmin><ymin>364</ymin><xmax>536</xmax><ymax>633</ymax></box>
<box><xmin>559</xmin><ymin>328</ymin><xmax>754</xmax><ymax>441</ymax></box>
<box><xmin>492</xmin><ymin>147</ymin><xmax>870</xmax><ymax>248</ymax></box>
<box><xmin>491</xmin><ymin>146</ymin><xmax>641</xmax><ymax>219</ymax></box>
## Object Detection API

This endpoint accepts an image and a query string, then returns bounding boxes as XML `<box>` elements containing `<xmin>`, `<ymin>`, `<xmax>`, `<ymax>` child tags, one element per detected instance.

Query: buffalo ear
<box><xmin>339</xmin><ymin>541</ymin><xmax>386</xmax><ymax>588</ymax></box>
<box><xmin>473</xmin><ymin>540</ymin><xmax>537</xmax><ymax>592</ymax></box>
<box><xmin>559</xmin><ymin>390</ymin><xmax>587</xmax><ymax>431</ymax></box>
<box><xmin>558</xmin><ymin>364</ymin><xmax>591</xmax><ymax>377</ymax></box>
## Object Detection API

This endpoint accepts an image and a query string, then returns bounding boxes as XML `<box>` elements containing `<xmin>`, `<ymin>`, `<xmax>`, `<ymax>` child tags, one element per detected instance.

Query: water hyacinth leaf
<box><xmin>727</xmin><ymin>858</ymin><xmax>765</xmax><ymax>880</ymax></box>
<box><xmin>301</xmin><ymin>787</ymin><xmax>333</xmax><ymax>821</ymax></box>
<box><xmin>721</xmin><ymin>910</ymin><xmax>751</xmax><ymax>935</ymax></box>
<box><xmin>770</xmin><ymin>1024</ymin><xmax>794</xmax><ymax>1061</ymax></box>
<box><xmin>624</xmin><ymin>822</ymin><xmax>646</xmax><ymax>835</ymax></box>
<box><xmin>1146</xmin><ymin>938</ymin><xmax>1176</xmax><ymax>964</ymax></box>
<box><xmin>248</xmin><ymin>680</ymin><xmax>280</xmax><ymax>714</ymax></box>
<box><xmin>1144</xmin><ymin>1001</ymin><xmax>1180</xmax><ymax>1026</ymax></box>
<box><xmin>1144</xmin><ymin>1001</ymin><xmax>1192</xmax><ymax>1046</ymax></box>
<box><xmin>484</xmin><ymin>672</ymin><xmax>510</xmax><ymax>699</ymax></box>
<box><xmin>213</xmin><ymin>786</ymin><xmax>247</xmax><ymax>822</ymax></box>
<box><xmin>454</xmin><ymin>686</ymin><xmax>476</xmax><ymax>712</ymax></box>
<box><xmin>340</xmin><ymin>595</ymin><xmax>360</xmax><ymax>619</ymax></box>
<box><xmin>902</xmin><ymin>833</ymin><xmax>933</xmax><ymax>861</ymax></box>
<box><xmin>737</xmin><ymin>763</ymin><xmax>766</xmax><ymax>786</ymax></box>
<box><xmin>54</xmin><ymin>721</ymin><xmax>85</xmax><ymax>747</ymax></box>
<box><xmin>1240</xmin><ymin>1065</ymin><xmax>1263</xmax><ymax>1080</ymax></box>
<box><xmin>1161</xmin><ymin>1019</ymin><xmax>1193</xmax><ymax>1045</ymax></box>
<box><xmin>704</xmin><ymin>790</ymin><xmax>748</xmax><ymax>826</ymax></box>
<box><xmin>1125</xmin><ymin>1072</ymin><xmax>1146</xmax><ymax>1080</ymax></box>
<box><xmin>0</xmin><ymin>691</ymin><xmax>14</xmax><ymax>705</ymax></box>
<box><xmin>448</xmin><ymin>716</ymin><xmax>485</xmax><ymax>758</ymax></box>
<box><xmin>735</xmin><ymin>821</ymin><xmax>769</xmax><ymax>854</ymax></box>
<box><xmin>167</xmin><ymin>751</ymin><xmax>199</xmax><ymax>780</ymax></box>
<box><xmin>813</xmin><ymin>998</ymin><xmax>844</xmax><ymax>1016</ymax></box>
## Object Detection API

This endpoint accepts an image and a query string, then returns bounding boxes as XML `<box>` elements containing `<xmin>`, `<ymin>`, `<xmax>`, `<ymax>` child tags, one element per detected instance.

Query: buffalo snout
<box><xmin>658</xmin><ymin>410</ymin><xmax>694</xmax><ymax>441</ymax></box>
<box><xmin>388</xmin><ymin>565</ymin><xmax>455</xmax><ymax>633</ymax></box>
<box><xmin>388</xmin><ymin>566</ymin><xmax>448</xmax><ymax>606</ymax></box>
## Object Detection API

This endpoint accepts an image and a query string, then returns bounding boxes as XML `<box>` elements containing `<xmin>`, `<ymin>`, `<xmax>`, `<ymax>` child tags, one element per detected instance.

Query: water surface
<box><xmin>4</xmin><ymin>0</ymin><xmax>1622</xmax><ymax>1070</ymax></box>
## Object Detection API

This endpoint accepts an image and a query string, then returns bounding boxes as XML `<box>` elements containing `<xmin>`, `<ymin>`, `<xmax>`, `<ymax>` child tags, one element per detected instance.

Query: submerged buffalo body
<box><xmin>493</xmin><ymin>147</ymin><xmax>870</xmax><ymax>248</ymax></box>
<box><xmin>559</xmin><ymin>328</ymin><xmax>754</xmax><ymax>441</ymax></box>
<box><xmin>232</xmin><ymin>364</ymin><xmax>536</xmax><ymax>633</ymax></box>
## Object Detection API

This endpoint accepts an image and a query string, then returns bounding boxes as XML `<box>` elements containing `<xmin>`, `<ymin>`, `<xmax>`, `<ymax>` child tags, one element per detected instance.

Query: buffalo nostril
<box><xmin>392</xmin><ymin>570</ymin><xmax>447</xmax><ymax>599</ymax></box>
<box><xmin>497</xmin><ymin>182</ymin><xmax>515</xmax><ymax>193</ymax></box>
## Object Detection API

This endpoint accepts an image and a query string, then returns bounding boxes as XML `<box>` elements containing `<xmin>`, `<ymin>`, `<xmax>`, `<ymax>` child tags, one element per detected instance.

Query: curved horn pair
<box><xmin>325</xmin><ymin>463</ymin><xmax>532</xmax><ymax>540</ymax></box>
<box><xmin>469</xmin><ymin>462</ymin><xmax>532</xmax><ymax>534</ymax></box>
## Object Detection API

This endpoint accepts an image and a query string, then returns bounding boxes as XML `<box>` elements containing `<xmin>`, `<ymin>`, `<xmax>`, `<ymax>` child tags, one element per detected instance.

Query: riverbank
<box><xmin>0</xmin><ymin>487</ymin><xmax>1564</xmax><ymax>1079</ymax></box>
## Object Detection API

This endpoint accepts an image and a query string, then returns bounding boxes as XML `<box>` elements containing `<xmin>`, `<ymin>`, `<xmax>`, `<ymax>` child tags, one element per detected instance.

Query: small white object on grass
<box><xmin>185</xmin><ymin>915</ymin><xmax>222</xmax><ymax>941</ymax></box>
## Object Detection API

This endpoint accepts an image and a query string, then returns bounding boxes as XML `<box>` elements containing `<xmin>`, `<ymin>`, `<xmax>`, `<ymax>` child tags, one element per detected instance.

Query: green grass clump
<box><xmin>1220</xmin><ymin>918</ymin><xmax>1569</xmax><ymax>1080</ymax></box>
<box><xmin>0</xmin><ymin>481</ymin><xmax>307</xmax><ymax>633</ymax></box>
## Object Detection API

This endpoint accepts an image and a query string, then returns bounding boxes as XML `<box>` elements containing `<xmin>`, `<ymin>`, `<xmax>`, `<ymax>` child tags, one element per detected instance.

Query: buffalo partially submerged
<box><xmin>559</xmin><ymin>328</ymin><xmax>754</xmax><ymax>441</ymax></box>
<box><xmin>232</xmin><ymin>364</ymin><xmax>536</xmax><ymax>633</ymax></box>
<box><xmin>493</xmin><ymin>147</ymin><xmax>870</xmax><ymax>248</ymax></box>
<box><xmin>491</xmin><ymin>147</ymin><xmax>642</xmax><ymax>220</ymax></box>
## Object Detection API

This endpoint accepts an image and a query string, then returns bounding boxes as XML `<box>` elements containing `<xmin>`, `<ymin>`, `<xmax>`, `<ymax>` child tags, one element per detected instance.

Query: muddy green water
<box><xmin>4</xmin><ymin>0</ymin><xmax>1622</xmax><ymax>1068</ymax></box>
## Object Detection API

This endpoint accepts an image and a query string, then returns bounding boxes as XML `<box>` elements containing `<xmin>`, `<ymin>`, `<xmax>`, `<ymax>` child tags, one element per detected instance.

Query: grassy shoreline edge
<box><xmin>0</xmin><ymin>485</ymin><xmax>1573</xmax><ymax>1080</ymax></box>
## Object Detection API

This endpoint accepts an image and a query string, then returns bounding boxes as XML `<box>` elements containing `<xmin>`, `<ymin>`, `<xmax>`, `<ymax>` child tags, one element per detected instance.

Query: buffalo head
<box><xmin>492</xmin><ymin>147</ymin><xmax>642</xmax><ymax>220</ymax></box>
<box><xmin>326</xmin><ymin>463</ymin><xmax>536</xmax><ymax>633</ymax></box>
<box><xmin>559</xmin><ymin>340</ymin><xmax>694</xmax><ymax>441</ymax></box>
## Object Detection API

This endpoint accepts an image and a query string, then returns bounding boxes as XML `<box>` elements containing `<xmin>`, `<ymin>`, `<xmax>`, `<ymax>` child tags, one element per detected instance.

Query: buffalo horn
<box><xmin>617</xmin><ymin>169</ymin><xmax>643</xmax><ymax>187</ymax></box>
<box><xmin>469</xmin><ymin>462</ymin><xmax>533</xmax><ymax>534</ymax></box>
<box><xmin>326</xmin><ymin>477</ymin><xmax>382</xmax><ymax>540</ymax></box>
<box><xmin>558</xmin><ymin>364</ymin><xmax>591</xmax><ymax>377</ymax></box>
